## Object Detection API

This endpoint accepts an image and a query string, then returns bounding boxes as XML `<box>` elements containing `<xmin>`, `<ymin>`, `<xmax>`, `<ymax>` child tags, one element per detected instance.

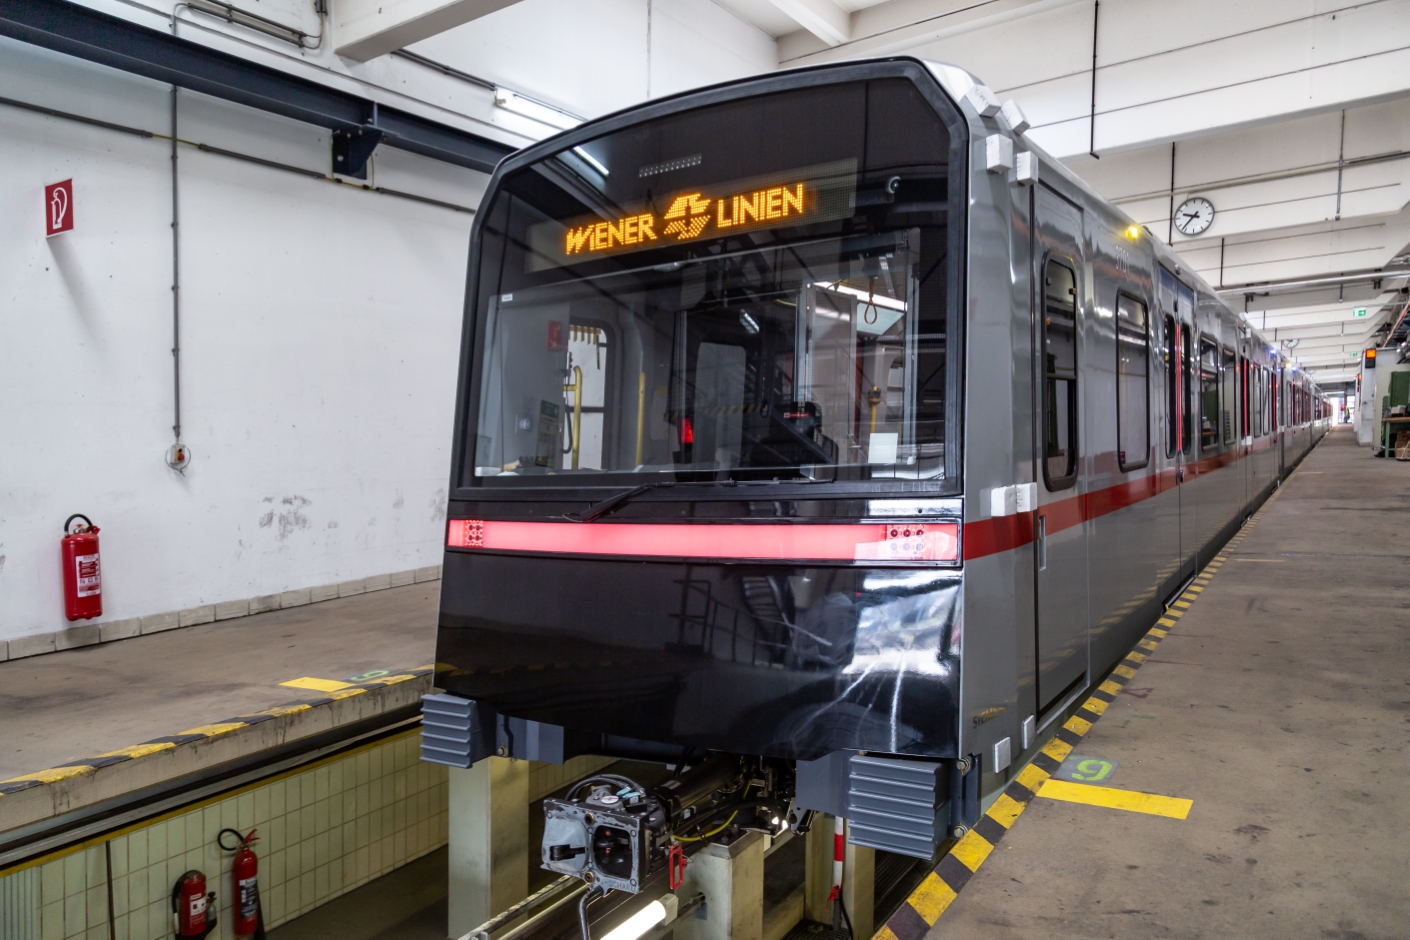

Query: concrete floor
<box><xmin>0</xmin><ymin>583</ymin><xmax>438</xmax><ymax>779</ymax></box>
<box><xmin>933</xmin><ymin>426</ymin><xmax>1410</xmax><ymax>939</ymax></box>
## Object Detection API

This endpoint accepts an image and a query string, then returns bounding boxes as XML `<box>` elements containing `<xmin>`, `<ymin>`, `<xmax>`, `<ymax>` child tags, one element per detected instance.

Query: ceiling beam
<box><xmin>334</xmin><ymin>0</ymin><xmax>525</xmax><ymax>62</ymax></box>
<box><xmin>768</xmin><ymin>0</ymin><xmax>849</xmax><ymax>46</ymax></box>
<box><xmin>0</xmin><ymin>0</ymin><xmax>514</xmax><ymax>174</ymax></box>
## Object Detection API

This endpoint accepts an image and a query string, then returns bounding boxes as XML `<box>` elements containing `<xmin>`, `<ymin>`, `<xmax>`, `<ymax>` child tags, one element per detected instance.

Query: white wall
<box><xmin>0</xmin><ymin>38</ymin><xmax>485</xmax><ymax>643</ymax></box>
<box><xmin>2</xmin><ymin>1</ymin><xmax>776</xmax><ymax>644</ymax></box>
<box><xmin>410</xmin><ymin>0</ymin><xmax>777</xmax><ymax>125</ymax></box>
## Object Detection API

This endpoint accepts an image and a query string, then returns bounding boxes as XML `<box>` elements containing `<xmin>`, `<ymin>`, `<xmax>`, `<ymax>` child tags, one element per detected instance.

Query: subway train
<box><xmin>425</xmin><ymin>56</ymin><xmax>1329</xmax><ymax>860</ymax></box>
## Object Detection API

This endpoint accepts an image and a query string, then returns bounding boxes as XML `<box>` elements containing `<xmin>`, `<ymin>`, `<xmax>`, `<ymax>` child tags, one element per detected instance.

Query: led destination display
<box><xmin>528</xmin><ymin>160</ymin><xmax>857</xmax><ymax>268</ymax></box>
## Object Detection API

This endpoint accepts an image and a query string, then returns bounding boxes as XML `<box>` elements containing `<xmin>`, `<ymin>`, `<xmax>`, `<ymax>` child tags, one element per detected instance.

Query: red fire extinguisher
<box><xmin>220</xmin><ymin>828</ymin><xmax>266</xmax><ymax>938</ymax></box>
<box><xmin>171</xmin><ymin>870</ymin><xmax>216</xmax><ymax>939</ymax></box>
<box><xmin>61</xmin><ymin>514</ymin><xmax>102</xmax><ymax>621</ymax></box>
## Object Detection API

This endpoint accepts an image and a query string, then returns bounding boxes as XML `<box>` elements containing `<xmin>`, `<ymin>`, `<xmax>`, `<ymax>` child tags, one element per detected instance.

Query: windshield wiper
<box><xmin>564</xmin><ymin>480</ymin><xmax>736</xmax><ymax>523</ymax></box>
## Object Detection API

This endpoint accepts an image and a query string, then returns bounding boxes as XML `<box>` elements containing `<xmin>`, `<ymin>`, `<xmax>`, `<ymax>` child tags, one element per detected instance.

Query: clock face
<box><xmin>1174</xmin><ymin>197</ymin><xmax>1215</xmax><ymax>236</ymax></box>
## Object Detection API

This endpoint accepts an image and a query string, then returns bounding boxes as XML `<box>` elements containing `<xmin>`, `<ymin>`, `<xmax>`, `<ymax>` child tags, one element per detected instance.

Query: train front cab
<box><xmin>436</xmin><ymin>59</ymin><xmax>979</xmax><ymax>782</ymax></box>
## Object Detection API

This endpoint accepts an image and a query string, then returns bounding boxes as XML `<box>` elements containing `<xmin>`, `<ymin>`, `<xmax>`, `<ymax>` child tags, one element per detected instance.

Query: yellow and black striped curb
<box><xmin>0</xmin><ymin>667</ymin><xmax>436</xmax><ymax>797</ymax></box>
<box><xmin>874</xmin><ymin>497</ymin><xmax>1283</xmax><ymax>940</ymax></box>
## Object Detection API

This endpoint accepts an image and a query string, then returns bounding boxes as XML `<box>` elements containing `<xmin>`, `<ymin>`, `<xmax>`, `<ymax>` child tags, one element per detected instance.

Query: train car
<box><xmin>426</xmin><ymin>56</ymin><xmax>1327</xmax><ymax>862</ymax></box>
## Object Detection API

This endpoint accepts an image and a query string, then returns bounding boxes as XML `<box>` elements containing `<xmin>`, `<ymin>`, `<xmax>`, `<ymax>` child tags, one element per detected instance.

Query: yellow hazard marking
<box><xmin>178</xmin><ymin>723</ymin><xmax>249</xmax><ymax>738</ymax></box>
<box><xmin>327</xmin><ymin>688</ymin><xmax>370</xmax><ymax>701</ymax></box>
<box><xmin>988</xmin><ymin>793</ymin><xmax>1025</xmax><ymax>829</ymax></box>
<box><xmin>1082</xmin><ymin>696</ymin><xmax>1109</xmax><ymax>716</ymax></box>
<box><xmin>874</xmin><ymin>927</ymin><xmax>902</xmax><ymax>940</ymax></box>
<box><xmin>1185</xmin><ymin>586</ymin><xmax>1204</xmax><ymax>594</ymax></box>
<box><xmin>1</xmin><ymin>766</ymin><xmax>95</xmax><ymax>785</ymax></box>
<box><xmin>1015</xmin><ymin>763</ymin><xmax>1050</xmax><ymax>792</ymax></box>
<box><xmin>95</xmin><ymin>743</ymin><xmax>177</xmax><ymax>760</ymax></box>
<box><xmin>1156</xmin><ymin>617</ymin><xmax>1177</xmax><ymax>627</ymax></box>
<box><xmin>1125</xmin><ymin>651</ymin><xmax>1147</xmax><ymax>664</ymax></box>
<box><xmin>280</xmin><ymin>677</ymin><xmax>354</xmax><ymax>692</ymax></box>
<box><xmin>1172</xmin><ymin>600</ymin><xmax>1192</xmax><ymax>609</ymax></box>
<box><xmin>1064</xmin><ymin>714</ymin><xmax>1092</xmax><ymax>735</ymax></box>
<box><xmin>951</xmin><ymin>830</ymin><xmax>994</xmax><ymax>871</ymax></box>
<box><xmin>1041</xmin><ymin>737</ymin><xmax>1073</xmax><ymax>763</ymax></box>
<box><xmin>908</xmin><ymin>872</ymin><xmax>958</xmax><ymax>924</ymax></box>
<box><xmin>1148</xmin><ymin>628</ymin><xmax>1167</xmax><ymax>639</ymax></box>
<box><xmin>1112</xmin><ymin>664</ymin><xmax>1138</xmax><ymax>679</ymax></box>
<box><xmin>1036</xmin><ymin>779</ymin><xmax>1193</xmax><ymax>819</ymax></box>
<box><xmin>1098</xmin><ymin>680</ymin><xmax>1124</xmax><ymax>696</ymax></box>
<box><xmin>1138</xmin><ymin>639</ymin><xmax>1160</xmax><ymax>651</ymax></box>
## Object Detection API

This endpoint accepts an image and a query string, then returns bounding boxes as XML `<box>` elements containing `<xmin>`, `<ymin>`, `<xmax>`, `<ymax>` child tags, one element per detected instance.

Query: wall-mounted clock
<box><xmin>1174</xmin><ymin>196</ymin><xmax>1215</xmax><ymax>236</ymax></box>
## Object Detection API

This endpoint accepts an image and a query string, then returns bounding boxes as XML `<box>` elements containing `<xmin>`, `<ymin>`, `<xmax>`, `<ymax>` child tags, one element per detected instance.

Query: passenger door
<box><xmin>1032</xmin><ymin>185</ymin><xmax>1089</xmax><ymax>715</ymax></box>
<box><xmin>1158</xmin><ymin>268</ymin><xmax>1198</xmax><ymax>580</ymax></box>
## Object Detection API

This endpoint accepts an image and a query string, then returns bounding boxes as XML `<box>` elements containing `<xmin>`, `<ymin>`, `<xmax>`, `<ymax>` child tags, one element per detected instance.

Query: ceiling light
<box><xmin>494</xmin><ymin>88</ymin><xmax>581</xmax><ymax>131</ymax></box>
<box><xmin>574</xmin><ymin>148</ymin><xmax>609</xmax><ymax>176</ymax></box>
<box><xmin>826</xmin><ymin>283</ymin><xmax>906</xmax><ymax>311</ymax></box>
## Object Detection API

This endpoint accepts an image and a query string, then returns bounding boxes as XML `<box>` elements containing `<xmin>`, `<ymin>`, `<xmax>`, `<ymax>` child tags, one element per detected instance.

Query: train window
<box><xmin>1255</xmin><ymin>366</ymin><xmax>1265</xmax><ymax>436</ymax></box>
<box><xmin>1199</xmin><ymin>339</ymin><xmax>1219</xmax><ymax>451</ymax></box>
<box><xmin>463</xmin><ymin>76</ymin><xmax>964</xmax><ymax>488</ymax></box>
<box><xmin>1164</xmin><ymin>315</ymin><xmax>1178</xmax><ymax>458</ymax></box>
<box><xmin>1240</xmin><ymin>356</ymin><xmax>1252</xmax><ymax>442</ymax></box>
<box><xmin>1115</xmin><ymin>294</ymin><xmax>1149</xmax><ymax>471</ymax></box>
<box><xmin>1271</xmin><ymin>370</ymin><xmax>1279</xmax><ymax>429</ymax></box>
<box><xmin>1042</xmin><ymin>259</ymin><xmax>1079</xmax><ymax>489</ymax></box>
<box><xmin>1180</xmin><ymin>324</ymin><xmax>1193</xmax><ymax>454</ymax></box>
<box><xmin>1221</xmin><ymin>347</ymin><xmax>1237</xmax><ymax>443</ymax></box>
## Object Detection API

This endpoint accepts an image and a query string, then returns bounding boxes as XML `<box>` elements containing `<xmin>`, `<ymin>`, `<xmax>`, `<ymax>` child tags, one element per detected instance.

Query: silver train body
<box><xmin>432</xmin><ymin>58</ymin><xmax>1329</xmax><ymax>841</ymax></box>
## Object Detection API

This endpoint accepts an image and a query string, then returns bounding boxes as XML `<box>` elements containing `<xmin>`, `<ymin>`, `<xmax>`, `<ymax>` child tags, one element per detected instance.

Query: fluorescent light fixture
<box><xmin>574</xmin><ymin>147</ymin><xmax>609</xmax><ymax>176</ymax></box>
<box><xmin>601</xmin><ymin>900</ymin><xmax>667</xmax><ymax>940</ymax></box>
<box><xmin>494</xmin><ymin>88</ymin><xmax>581</xmax><ymax>131</ymax></box>
<box><xmin>825</xmin><ymin>283</ymin><xmax>906</xmax><ymax>311</ymax></box>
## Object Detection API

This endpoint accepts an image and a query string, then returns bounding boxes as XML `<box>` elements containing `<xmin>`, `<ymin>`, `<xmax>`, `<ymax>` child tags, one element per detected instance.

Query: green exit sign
<box><xmin>1354</xmin><ymin>307</ymin><xmax>1369</xmax><ymax>317</ymax></box>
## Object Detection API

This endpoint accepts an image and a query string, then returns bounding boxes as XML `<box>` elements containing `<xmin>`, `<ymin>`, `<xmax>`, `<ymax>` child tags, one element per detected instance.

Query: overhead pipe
<box><xmin>1218</xmin><ymin>270</ymin><xmax>1410</xmax><ymax>297</ymax></box>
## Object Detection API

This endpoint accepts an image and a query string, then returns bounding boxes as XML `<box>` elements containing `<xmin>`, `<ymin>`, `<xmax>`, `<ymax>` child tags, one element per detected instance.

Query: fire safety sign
<box><xmin>46</xmin><ymin>179</ymin><xmax>73</xmax><ymax>237</ymax></box>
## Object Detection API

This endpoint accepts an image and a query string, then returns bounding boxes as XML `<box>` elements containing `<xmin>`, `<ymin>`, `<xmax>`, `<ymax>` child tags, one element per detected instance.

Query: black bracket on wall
<box><xmin>332</xmin><ymin>103</ymin><xmax>384</xmax><ymax>179</ymax></box>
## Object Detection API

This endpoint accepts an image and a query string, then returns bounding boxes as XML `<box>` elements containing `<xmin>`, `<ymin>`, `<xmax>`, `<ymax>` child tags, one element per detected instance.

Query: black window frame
<box><xmin>1114</xmin><ymin>291</ymin><xmax>1151</xmax><ymax>472</ymax></box>
<box><xmin>1040</xmin><ymin>255</ymin><xmax>1080</xmax><ymax>491</ymax></box>
<box><xmin>1198</xmin><ymin>336</ymin><xmax>1220</xmax><ymax>453</ymax></box>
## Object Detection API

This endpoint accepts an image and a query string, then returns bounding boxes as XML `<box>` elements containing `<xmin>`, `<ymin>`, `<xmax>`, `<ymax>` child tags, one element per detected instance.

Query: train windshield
<box><xmin>463</xmin><ymin>76</ymin><xmax>963</xmax><ymax>488</ymax></box>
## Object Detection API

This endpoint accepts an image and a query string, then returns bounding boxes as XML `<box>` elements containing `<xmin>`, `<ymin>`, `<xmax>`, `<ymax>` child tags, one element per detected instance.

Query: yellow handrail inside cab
<box><xmin>564</xmin><ymin>365</ymin><xmax>583</xmax><ymax>470</ymax></box>
<box><xmin>635</xmin><ymin>372</ymin><xmax>646</xmax><ymax>466</ymax></box>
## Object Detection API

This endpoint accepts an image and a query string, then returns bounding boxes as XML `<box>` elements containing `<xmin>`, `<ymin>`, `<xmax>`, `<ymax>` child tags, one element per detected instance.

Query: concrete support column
<box><xmin>678</xmin><ymin>830</ymin><xmax>767</xmax><ymax>940</ymax></box>
<box><xmin>804</xmin><ymin>817</ymin><xmax>872</xmax><ymax>935</ymax></box>
<box><xmin>842</xmin><ymin>832</ymin><xmax>874</xmax><ymax>940</ymax></box>
<box><xmin>804</xmin><ymin>815</ymin><xmax>834</xmax><ymax>923</ymax></box>
<box><xmin>448</xmin><ymin>757</ymin><xmax>530</xmax><ymax>937</ymax></box>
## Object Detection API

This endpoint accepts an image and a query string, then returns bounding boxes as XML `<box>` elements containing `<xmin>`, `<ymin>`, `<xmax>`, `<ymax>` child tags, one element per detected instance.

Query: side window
<box><xmin>1239</xmin><ymin>356</ymin><xmax>1248</xmax><ymax>439</ymax></box>
<box><xmin>1199</xmin><ymin>339</ymin><xmax>1219</xmax><ymax>451</ymax></box>
<box><xmin>1221</xmin><ymin>347</ymin><xmax>1237</xmax><ymax>443</ymax></box>
<box><xmin>1164</xmin><ymin>315</ymin><xmax>1178</xmax><ymax>458</ymax></box>
<box><xmin>1180</xmin><ymin>323</ymin><xmax>1193</xmax><ymax>454</ymax></box>
<box><xmin>1042</xmin><ymin>259</ymin><xmax>1079</xmax><ymax>489</ymax></box>
<box><xmin>1116</xmin><ymin>294</ymin><xmax>1149</xmax><ymax>470</ymax></box>
<box><xmin>1255</xmin><ymin>367</ymin><xmax>1265</xmax><ymax>436</ymax></box>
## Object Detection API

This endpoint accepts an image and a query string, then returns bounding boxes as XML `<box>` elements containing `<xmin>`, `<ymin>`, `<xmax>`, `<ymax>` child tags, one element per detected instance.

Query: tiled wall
<box><xmin>0</xmin><ymin>730</ymin><xmax>447</xmax><ymax>940</ymax></box>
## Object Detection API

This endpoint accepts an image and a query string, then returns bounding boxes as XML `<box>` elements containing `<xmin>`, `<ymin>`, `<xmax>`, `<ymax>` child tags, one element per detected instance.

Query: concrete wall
<box><xmin>0</xmin><ymin>39</ymin><xmax>485</xmax><ymax>645</ymax></box>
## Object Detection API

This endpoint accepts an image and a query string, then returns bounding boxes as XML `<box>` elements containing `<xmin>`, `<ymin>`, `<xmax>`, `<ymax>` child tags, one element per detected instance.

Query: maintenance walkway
<box><xmin>0</xmin><ymin>581</ymin><xmax>438</xmax><ymax>853</ymax></box>
<box><xmin>885</xmin><ymin>425</ymin><xmax>1409</xmax><ymax>940</ymax></box>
